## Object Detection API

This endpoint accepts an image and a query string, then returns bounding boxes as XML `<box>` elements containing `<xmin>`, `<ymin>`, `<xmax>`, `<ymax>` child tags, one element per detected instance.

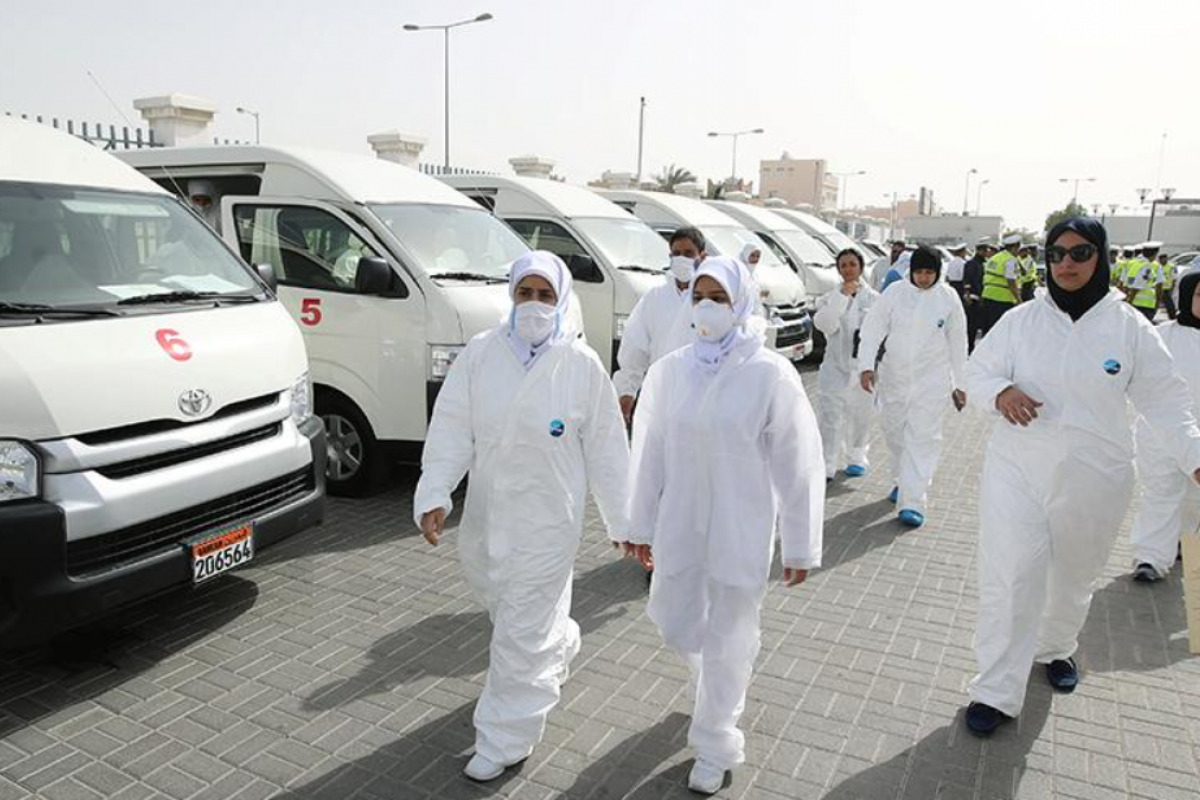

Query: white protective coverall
<box><xmin>629</xmin><ymin>257</ymin><xmax>825</xmax><ymax>770</ymax></box>
<box><xmin>856</xmin><ymin>279</ymin><xmax>968</xmax><ymax>514</ymax></box>
<box><xmin>813</xmin><ymin>281</ymin><xmax>880</xmax><ymax>478</ymax></box>
<box><xmin>870</xmin><ymin>251</ymin><xmax>911</xmax><ymax>291</ymax></box>
<box><xmin>612</xmin><ymin>278</ymin><xmax>694</xmax><ymax>399</ymax></box>
<box><xmin>413</xmin><ymin>252</ymin><xmax>631</xmax><ymax>765</ymax></box>
<box><xmin>1130</xmin><ymin>319</ymin><xmax>1200</xmax><ymax>575</ymax></box>
<box><xmin>966</xmin><ymin>290</ymin><xmax>1200</xmax><ymax>717</ymax></box>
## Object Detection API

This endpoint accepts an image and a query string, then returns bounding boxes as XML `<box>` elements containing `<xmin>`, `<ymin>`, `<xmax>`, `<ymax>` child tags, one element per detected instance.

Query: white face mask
<box><xmin>669</xmin><ymin>255</ymin><xmax>696</xmax><ymax>284</ymax></box>
<box><xmin>513</xmin><ymin>301</ymin><xmax>557</xmax><ymax>345</ymax></box>
<box><xmin>692</xmin><ymin>298</ymin><xmax>736</xmax><ymax>341</ymax></box>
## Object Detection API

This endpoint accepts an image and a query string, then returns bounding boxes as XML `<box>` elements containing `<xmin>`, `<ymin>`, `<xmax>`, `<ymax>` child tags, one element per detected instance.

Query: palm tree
<box><xmin>654</xmin><ymin>164</ymin><xmax>697</xmax><ymax>194</ymax></box>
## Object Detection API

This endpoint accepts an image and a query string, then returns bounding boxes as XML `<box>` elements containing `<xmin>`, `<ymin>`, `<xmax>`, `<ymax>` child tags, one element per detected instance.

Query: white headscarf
<box><xmin>689</xmin><ymin>256</ymin><xmax>763</xmax><ymax>372</ymax></box>
<box><xmin>738</xmin><ymin>242</ymin><xmax>762</xmax><ymax>271</ymax></box>
<box><xmin>505</xmin><ymin>250</ymin><xmax>576</xmax><ymax>368</ymax></box>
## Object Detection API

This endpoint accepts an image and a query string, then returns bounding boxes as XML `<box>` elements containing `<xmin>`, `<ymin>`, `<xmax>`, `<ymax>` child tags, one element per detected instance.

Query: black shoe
<box><xmin>1132</xmin><ymin>563</ymin><xmax>1162</xmax><ymax>584</ymax></box>
<box><xmin>1045</xmin><ymin>658</ymin><xmax>1079</xmax><ymax>693</ymax></box>
<box><xmin>964</xmin><ymin>702</ymin><xmax>1011</xmax><ymax>737</ymax></box>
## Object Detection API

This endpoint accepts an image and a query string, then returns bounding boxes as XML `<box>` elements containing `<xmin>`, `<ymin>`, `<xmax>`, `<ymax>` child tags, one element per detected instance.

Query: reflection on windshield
<box><xmin>0</xmin><ymin>183</ymin><xmax>259</xmax><ymax>309</ymax></box>
<box><xmin>574</xmin><ymin>217</ymin><xmax>670</xmax><ymax>271</ymax></box>
<box><xmin>369</xmin><ymin>204</ymin><xmax>529</xmax><ymax>281</ymax></box>
<box><xmin>777</xmin><ymin>230</ymin><xmax>835</xmax><ymax>266</ymax></box>
<box><xmin>701</xmin><ymin>227</ymin><xmax>786</xmax><ymax>270</ymax></box>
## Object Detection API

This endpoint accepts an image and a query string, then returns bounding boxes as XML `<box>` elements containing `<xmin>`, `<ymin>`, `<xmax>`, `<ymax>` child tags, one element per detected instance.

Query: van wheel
<box><xmin>319</xmin><ymin>396</ymin><xmax>389</xmax><ymax>497</ymax></box>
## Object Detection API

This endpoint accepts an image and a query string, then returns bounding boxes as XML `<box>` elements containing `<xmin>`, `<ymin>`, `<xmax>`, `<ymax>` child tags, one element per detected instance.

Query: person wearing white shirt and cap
<box><xmin>622</xmin><ymin>255</ymin><xmax>824</xmax><ymax>794</ymax></box>
<box><xmin>414</xmin><ymin>251</ymin><xmax>631</xmax><ymax>781</ymax></box>
<box><xmin>870</xmin><ymin>237</ymin><xmax>909</xmax><ymax>291</ymax></box>
<box><xmin>613</xmin><ymin>227</ymin><xmax>706</xmax><ymax>426</ymax></box>
<box><xmin>945</xmin><ymin>242</ymin><xmax>969</xmax><ymax>296</ymax></box>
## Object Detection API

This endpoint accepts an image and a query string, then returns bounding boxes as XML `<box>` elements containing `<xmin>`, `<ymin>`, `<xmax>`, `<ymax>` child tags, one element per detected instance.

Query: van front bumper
<box><xmin>0</xmin><ymin>417</ymin><xmax>326</xmax><ymax>650</ymax></box>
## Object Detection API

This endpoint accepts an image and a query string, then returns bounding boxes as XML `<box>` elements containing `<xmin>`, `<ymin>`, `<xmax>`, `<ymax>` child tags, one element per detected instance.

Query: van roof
<box><xmin>119</xmin><ymin>145</ymin><xmax>475</xmax><ymax>207</ymax></box>
<box><xmin>443</xmin><ymin>175</ymin><xmax>630</xmax><ymax>220</ymax></box>
<box><xmin>600</xmin><ymin>190</ymin><xmax>741</xmax><ymax>228</ymax></box>
<box><xmin>0</xmin><ymin>118</ymin><xmax>168</xmax><ymax>195</ymax></box>
<box><xmin>777</xmin><ymin>207</ymin><xmax>839</xmax><ymax>235</ymax></box>
<box><xmin>709</xmin><ymin>201</ymin><xmax>802</xmax><ymax>232</ymax></box>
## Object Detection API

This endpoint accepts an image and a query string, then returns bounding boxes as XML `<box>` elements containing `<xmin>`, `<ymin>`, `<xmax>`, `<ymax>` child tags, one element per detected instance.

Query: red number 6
<box><xmin>300</xmin><ymin>298</ymin><xmax>323</xmax><ymax>327</ymax></box>
<box><xmin>156</xmin><ymin>329</ymin><xmax>192</xmax><ymax>362</ymax></box>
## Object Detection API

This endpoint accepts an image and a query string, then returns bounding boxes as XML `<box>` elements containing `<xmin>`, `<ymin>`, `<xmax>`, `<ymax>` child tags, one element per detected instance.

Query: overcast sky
<box><xmin>3</xmin><ymin>0</ymin><xmax>1196</xmax><ymax>229</ymax></box>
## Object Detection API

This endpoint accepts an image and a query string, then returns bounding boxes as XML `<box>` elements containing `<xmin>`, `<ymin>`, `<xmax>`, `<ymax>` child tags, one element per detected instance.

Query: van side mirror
<box><xmin>355</xmin><ymin>256</ymin><xmax>394</xmax><ymax>295</ymax></box>
<box><xmin>565</xmin><ymin>253</ymin><xmax>603</xmax><ymax>283</ymax></box>
<box><xmin>254</xmin><ymin>263</ymin><xmax>278</xmax><ymax>293</ymax></box>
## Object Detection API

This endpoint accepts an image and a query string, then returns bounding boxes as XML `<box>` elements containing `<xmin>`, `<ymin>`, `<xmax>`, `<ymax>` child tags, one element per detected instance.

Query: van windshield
<box><xmin>0</xmin><ymin>182</ymin><xmax>260</xmax><ymax>313</ymax></box>
<box><xmin>369</xmin><ymin>204</ymin><xmax>529</xmax><ymax>283</ymax></box>
<box><xmin>701</xmin><ymin>226</ymin><xmax>787</xmax><ymax>271</ymax></box>
<box><xmin>573</xmin><ymin>217</ymin><xmax>671</xmax><ymax>271</ymax></box>
<box><xmin>777</xmin><ymin>229</ymin><xmax>836</xmax><ymax>267</ymax></box>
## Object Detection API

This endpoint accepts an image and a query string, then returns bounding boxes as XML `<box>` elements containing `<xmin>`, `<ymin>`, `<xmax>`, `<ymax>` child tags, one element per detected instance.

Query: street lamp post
<box><xmin>707</xmin><ymin>128</ymin><xmax>764</xmax><ymax>183</ymax></box>
<box><xmin>975</xmin><ymin>178</ymin><xmax>991</xmax><ymax>215</ymax></box>
<box><xmin>235</xmin><ymin>106</ymin><xmax>261</xmax><ymax>144</ymax></box>
<box><xmin>962</xmin><ymin>168</ymin><xmax>977</xmax><ymax>215</ymax></box>
<box><xmin>832</xmin><ymin>170</ymin><xmax>866</xmax><ymax>209</ymax></box>
<box><xmin>1059</xmin><ymin>176</ymin><xmax>1096</xmax><ymax>205</ymax></box>
<box><xmin>403</xmin><ymin>12</ymin><xmax>494</xmax><ymax>170</ymax></box>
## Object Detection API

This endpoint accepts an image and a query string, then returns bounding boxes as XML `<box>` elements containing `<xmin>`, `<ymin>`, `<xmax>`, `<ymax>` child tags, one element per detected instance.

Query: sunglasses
<box><xmin>1046</xmin><ymin>243</ymin><xmax>1097</xmax><ymax>265</ymax></box>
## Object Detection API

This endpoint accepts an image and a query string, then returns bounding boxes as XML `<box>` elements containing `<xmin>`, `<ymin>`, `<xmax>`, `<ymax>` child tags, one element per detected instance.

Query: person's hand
<box><xmin>952</xmin><ymin>389</ymin><xmax>967</xmax><ymax>412</ymax></box>
<box><xmin>783</xmin><ymin>568</ymin><xmax>808</xmax><ymax>587</ymax></box>
<box><xmin>1193</xmin><ymin>468</ymin><xmax>1200</xmax><ymax>486</ymax></box>
<box><xmin>420</xmin><ymin>508</ymin><xmax>447</xmax><ymax>546</ymax></box>
<box><xmin>623</xmin><ymin>543</ymin><xmax>653</xmax><ymax>571</ymax></box>
<box><xmin>860</xmin><ymin>370</ymin><xmax>876</xmax><ymax>394</ymax></box>
<box><xmin>841</xmin><ymin>279</ymin><xmax>860</xmax><ymax>297</ymax></box>
<box><xmin>996</xmin><ymin>386</ymin><xmax>1043</xmax><ymax>427</ymax></box>
<box><xmin>619</xmin><ymin>395</ymin><xmax>636</xmax><ymax>426</ymax></box>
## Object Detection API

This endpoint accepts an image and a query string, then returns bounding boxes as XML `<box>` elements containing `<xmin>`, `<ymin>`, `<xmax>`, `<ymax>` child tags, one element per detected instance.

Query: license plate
<box><xmin>189</xmin><ymin>525</ymin><xmax>254</xmax><ymax>584</ymax></box>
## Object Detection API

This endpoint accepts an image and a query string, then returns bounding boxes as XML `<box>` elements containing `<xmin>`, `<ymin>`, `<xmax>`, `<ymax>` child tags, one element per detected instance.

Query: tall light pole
<box><xmin>636</xmin><ymin>96</ymin><xmax>646</xmax><ymax>185</ymax></box>
<box><xmin>403</xmin><ymin>12</ymin><xmax>494</xmax><ymax>170</ymax></box>
<box><xmin>235</xmin><ymin>106</ymin><xmax>261</xmax><ymax>144</ymax></box>
<box><xmin>962</xmin><ymin>168</ymin><xmax>977</xmax><ymax>216</ymax></box>
<box><xmin>975</xmin><ymin>178</ymin><xmax>991</xmax><ymax>215</ymax></box>
<box><xmin>707</xmin><ymin>128</ymin><xmax>764</xmax><ymax>184</ymax></box>
<box><xmin>1059</xmin><ymin>176</ymin><xmax>1096</xmax><ymax>205</ymax></box>
<box><xmin>832</xmin><ymin>170</ymin><xmax>866</xmax><ymax>209</ymax></box>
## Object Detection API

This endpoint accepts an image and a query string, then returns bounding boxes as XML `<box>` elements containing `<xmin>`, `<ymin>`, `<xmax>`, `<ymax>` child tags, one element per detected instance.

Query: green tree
<box><xmin>654</xmin><ymin>164</ymin><xmax>697</xmax><ymax>194</ymax></box>
<box><xmin>1045</xmin><ymin>201</ymin><xmax>1088</xmax><ymax>232</ymax></box>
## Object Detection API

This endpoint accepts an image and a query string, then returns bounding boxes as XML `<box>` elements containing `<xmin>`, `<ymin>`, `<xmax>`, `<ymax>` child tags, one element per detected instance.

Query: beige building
<box><xmin>759</xmin><ymin>153</ymin><xmax>839</xmax><ymax>210</ymax></box>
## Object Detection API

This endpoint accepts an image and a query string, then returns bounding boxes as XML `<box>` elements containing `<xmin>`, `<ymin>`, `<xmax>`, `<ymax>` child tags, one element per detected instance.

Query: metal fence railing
<box><xmin>4</xmin><ymin>112</ymin><xmax>251</xmax><ymax>150</ymax></box>
<box><xmin>419</xmin><ymin>163</ymin><xmax>494</xmax><ymax>178</ymax></box>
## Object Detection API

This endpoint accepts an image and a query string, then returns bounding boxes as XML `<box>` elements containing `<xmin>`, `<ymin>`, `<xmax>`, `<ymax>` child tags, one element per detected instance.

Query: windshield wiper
<box><xmin>428</xmin><ymin>272</ymin><xmax>507</xmax><ymax>284</ymax></box>
<box><xmin>617</xmin><ymin>265</ymin><xmax>663</xmax><ymax>274</ymax></box>
<box><xmin>0</xmin><ymin>301</ymin><xmax>118</xmax><ymax>317</ymax></box>
<box><xmin>117</xmin><ymin>291</ymin><xmax>258</xmax><ymax>306</ymax></box>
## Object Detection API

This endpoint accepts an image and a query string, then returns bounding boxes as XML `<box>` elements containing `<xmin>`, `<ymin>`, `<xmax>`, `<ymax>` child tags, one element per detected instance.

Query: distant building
<box><xmin>1102</xmin><ymin>207</ymin><xmax>1200</xmax><ymax>254</ymax></box>
<box><xmin>902</xmin><ymin>215</ymin><xmax>1005</xmax><ymax>245</ymax></box>
<box><xmin>758</xmin><ymin>154</ymin><xmax>839</xmax><ymax>210</ymax></box>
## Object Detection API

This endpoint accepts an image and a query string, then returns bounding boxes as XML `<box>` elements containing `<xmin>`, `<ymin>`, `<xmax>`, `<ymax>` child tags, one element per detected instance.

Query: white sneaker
<box><xmin>463</xmin><ymin>753</ymin><xmax>505</xmax><ymax>782</ymax></box>
<box><xmin>688</xmin><ymin>759</ymin><xmax>726</xmax><ymax>795</ymax></box>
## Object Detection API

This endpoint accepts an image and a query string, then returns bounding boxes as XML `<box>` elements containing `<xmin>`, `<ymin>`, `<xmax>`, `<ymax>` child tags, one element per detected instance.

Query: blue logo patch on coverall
<box><xmin>549</xmin><ymin>419</ymin><xmax>565</xmax><ymax>438</ymax></box>
<box><xmin>1103</xmin><ymin>359</ymin><xmax>1121</xmax><ymax>376</ymax></box>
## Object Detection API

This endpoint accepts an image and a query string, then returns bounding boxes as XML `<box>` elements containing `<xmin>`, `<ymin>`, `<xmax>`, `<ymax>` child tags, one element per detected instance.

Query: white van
<box><xmin>599</xmin><ymin>190</ymin><xmax>813</xmax><ymax>361</ymax></box>
<box><xmin>706</xmin><ymin>200</ymin><xmax>840</xmax><ymax>299</ymax></box>
<box><xmin>1</xmin><ymin>120</ymin><xmax>325</xmax><ymax>646</ymax></box>
<box><xmin>442</xmin><ymin>175</ymin><xmax>668</xmax><ymax>371</ymax></box>
<box><xmin>121</xmin><ymin>146</ymin><xmax>533</xmax><ymax>495</ymax></box>
<box><xmin>772</xmin><ymin>207</ymin><xmax>871</xmax><ymax>265</ymax></box>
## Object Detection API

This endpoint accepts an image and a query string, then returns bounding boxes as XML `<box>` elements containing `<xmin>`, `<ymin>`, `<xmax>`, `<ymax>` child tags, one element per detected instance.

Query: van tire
<box><xmin>319</xmin><ymin>395</ymin><xmax>389</xmax><ymax>497</ymax></box>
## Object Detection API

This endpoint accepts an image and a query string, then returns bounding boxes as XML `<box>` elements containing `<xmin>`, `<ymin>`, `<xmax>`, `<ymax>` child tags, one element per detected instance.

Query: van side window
<box><xmin>505</xmin><ymin>219</ymin><xmax>601</xmax><ymax>283</ymax></box>
<box><xmin>232</xmin><ymin>205</ymin><xmax>380</xmax><ymax>292</ymax></box>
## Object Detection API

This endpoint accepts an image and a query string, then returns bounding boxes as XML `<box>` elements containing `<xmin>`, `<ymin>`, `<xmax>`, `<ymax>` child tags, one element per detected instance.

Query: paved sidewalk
<box><xmin>3</xmin><ymin>366</ymin><xmax>1200</xmax><ymax>799</ymax></box>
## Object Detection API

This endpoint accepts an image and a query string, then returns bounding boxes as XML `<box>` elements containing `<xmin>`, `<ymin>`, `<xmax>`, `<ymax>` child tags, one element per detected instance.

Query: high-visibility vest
<box><xmin>1125</xmin><ymin>259</ymin><xmax>1158</xmax><ymax>309</ymax></box>
<box><xmin>1161</xmin><ymin>261</ymin><xmax>1176</xmax><ymax>289</ymax></box>
<box><xmin>1019</xmin><ymin>256</ymin><xmax>1038</xmax><ymax>286</ymax></box>
<box><xmin>982</xmin><ymin>251</ymin><xmax>1019</xmax><ymax>303</ymax></box>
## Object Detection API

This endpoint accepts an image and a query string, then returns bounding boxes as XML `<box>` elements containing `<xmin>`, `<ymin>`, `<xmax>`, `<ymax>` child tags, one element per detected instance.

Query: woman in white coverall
<box><xmin>414</xmin><ymin>251</ymin><xmax>631</xmax><ymax>781</ymax></box>
<box><xmin>1130</xmin><ymin>270</ymin><xmax>1200</xmax><ymax>582</ymax></box>
<box><xmin>622</xmin><ymin>256</ymin><xmax>825</xmax><ymax>795</ymax></box>
<box><xmin>814</xmin><ymin>248</ymin><xmax>879</xmax><ymax>481</ymax></box>
<box><xmin>858</xmin><ymin>246</ymin><xmax>968</xmax><ymax>528</ymax></box>
<box><xmin>963</xmin><ymin>218</ymin><xmax>1200</xmax><ymax>737</ymax></box>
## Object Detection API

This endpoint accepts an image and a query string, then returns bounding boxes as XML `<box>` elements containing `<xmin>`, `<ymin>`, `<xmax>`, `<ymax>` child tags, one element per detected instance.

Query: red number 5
<box><xmin>156</xmin><ymin>329</ymin><xmax>192</xmax><ymax>362</ymax></box>
<box><xmin>300</xmin><ymin>298</ymin><xmax>323</xmax><ymax>327</ymax></box>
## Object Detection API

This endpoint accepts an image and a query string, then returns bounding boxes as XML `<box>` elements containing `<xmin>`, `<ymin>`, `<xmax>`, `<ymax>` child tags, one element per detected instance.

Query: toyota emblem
<box><xmin>179</xmin><ymin>389</ymin><xmax>213</xmax><ymax>417</ymax></box>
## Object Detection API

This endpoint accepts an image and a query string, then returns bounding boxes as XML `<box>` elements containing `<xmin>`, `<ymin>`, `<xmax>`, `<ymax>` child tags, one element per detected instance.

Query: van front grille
<box><xmin>75</xmin><ymin>393</ymin><xmax>279</xmax><ymax>446</ymax></box>
<box><xmin>97</xmin><ymin>423</ymin><xmax>282</xmax><ymax>480</ymax></box>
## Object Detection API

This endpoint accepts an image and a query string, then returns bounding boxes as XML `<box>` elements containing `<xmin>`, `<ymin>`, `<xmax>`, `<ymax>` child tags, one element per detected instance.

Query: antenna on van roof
<box><xmin>85</xmin><ymin>70</ymin><xmax>189</xmax><ymax>200</ymax></box>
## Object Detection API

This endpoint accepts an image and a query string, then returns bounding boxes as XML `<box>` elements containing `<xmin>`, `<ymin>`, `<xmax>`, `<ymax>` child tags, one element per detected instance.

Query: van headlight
<box><xmin>290</xmin><ymin>372</ymin><xmax>313</xmax><ymax>425</ymax></box>
<box><xmin>0</xmin><ymin>441</ymin><xmax>39</xmax><ymax>504</ymax></box>
<box><xmin>429</xmin><ymin>345</ymin><xmax>464</xmax><ymax>381</ymax></box>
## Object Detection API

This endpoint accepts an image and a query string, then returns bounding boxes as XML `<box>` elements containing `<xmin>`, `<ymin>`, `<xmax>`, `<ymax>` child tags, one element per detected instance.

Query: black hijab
<box><xmin>908</xmin><ymin>245</ymin><xmax>942</xmax><ymax>287</ymax></box>
<box><xmin>1177</xmin><ymin>270</ymin><xmax>1200</xmax><ymax>329</ymax></box>
<box><xmin>1045</xmin><ymin>217</ymin><xmax>1111</xmax><ymax>322</ymax></box>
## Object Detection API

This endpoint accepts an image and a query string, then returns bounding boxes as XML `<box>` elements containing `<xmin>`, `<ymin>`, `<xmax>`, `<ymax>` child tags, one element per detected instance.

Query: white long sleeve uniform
<box><xmin>612</xmin><ymin>278</ymin><xmax>693</xmax><ymax>398</ymax></box>
<box><xmin>628</xmin><ymin>340</ymin><xmax>824</xmax><ymax>769</ymax></box>
<box><xmin>813</xmin><ymin>285</ymin><xmax>880</xmax><ymax>478</ymax></box>
<box><xmin>1130</xmin><ymin>321</ymin><xmax>1200</xmax><ymax>575</ymax></box>
<box><xmin>413</xmin><ymin>330</ymin><xmax>630</xmax><ymax>765</ymax></box>
<box><xmin>965</xmin><ymin>291</ymin><xmax>1200</xmax><ymax>717</ymax></box>
<box><xmin>855</xmin><ymin>280</ymin><xmax>968</xmax><ymax>514</ymax></box>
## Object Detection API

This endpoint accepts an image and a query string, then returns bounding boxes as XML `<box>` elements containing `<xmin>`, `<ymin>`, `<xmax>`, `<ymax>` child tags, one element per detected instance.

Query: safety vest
<box><xmin>982</xmin><ymin>251</ymin><xmax>1019</xmax><ymax>304</ymax></box>
<box><xmin>1018</xmin><ymin>256</ymin><xmax>1038</xmax><ymax>286</ymax></box>
<box><xmin>1125</xmin><ymin>259</ymin><xmax>1158</xmax><ymax>309</ymax></box>
<box><xmin>1161</xmin><ymin>261</ymin><xmax>1176</xmax><ymax>289</ymax></box>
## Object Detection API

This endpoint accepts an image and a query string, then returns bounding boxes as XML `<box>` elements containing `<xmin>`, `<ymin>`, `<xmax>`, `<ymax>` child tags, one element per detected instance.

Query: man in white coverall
<box><xmin>613</xmin><ymin>227</ymin><xmax>706</xmax><ymax>426</ymax></box>
<box><xmin>1130</xmin><ymin>270</ymin><xmax>1200</xmax><ymax>583</ymax></box>
<box><xmin>621</xmin><ymin>256</ymin><xmax>824</xmax><ymax>795</ymax></box>
<box><xmin>869</xmin><ymin>237</ymin><xmax>909</xmax><ymax>291</ymax></box>
<box><xmin>414</xmin><ymin>251</ymin><xmax>631</xmax><ymax>781</ymax></box>
<box><xmin>813</xmin><ymin>247</ymin><xmax>879</xmax><ymax>481</ymax></box>
<box><xmin>858</xmin><ymin>245</ymin><xmax>968</xmax><ymax>528</ymax></box>
<box><xmin>962</xmin><ymin>217</ymin><xmax>1200</xmax><ymax>737</ymax></box>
